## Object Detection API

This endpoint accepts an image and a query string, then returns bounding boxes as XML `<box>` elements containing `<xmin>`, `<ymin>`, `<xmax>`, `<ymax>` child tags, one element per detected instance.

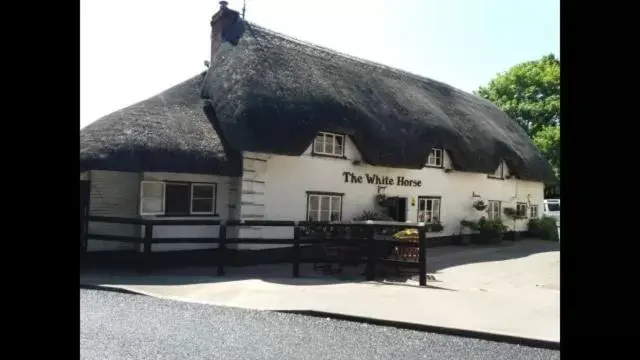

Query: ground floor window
<box><xmin>517</xmin><ymin>202</ymin><xmax>528</xmax><ymax>218</ymax></box>
<box><xmin>529</xmin><ymin>204</ymin><xmax>539</xmax><ymax>218</ymax></box>
<box><xmin>417</xmin><ymin>196</ymin><xmax>441</xmax><ymax>223</ymax></box>
<box><xmin>487</xmin><ymin>200</ymin><xmax>501</xmax><ymax>220</ymax></box>
<box><xmin>307</xmin><ymin>192</ymin><xmax>343</xmax><ymax>222</ymax></box>
<box><xmin>140</xmin><ymin>181</ymin><xmax>217</xmax><ymax>216</ymax></box>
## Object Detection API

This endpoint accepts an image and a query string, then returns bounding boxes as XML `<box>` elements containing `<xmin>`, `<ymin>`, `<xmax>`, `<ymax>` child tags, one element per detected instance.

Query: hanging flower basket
<box><xmin>473</xmin><ymin>200</ymin><xmax>488</xmax><ymax>211</ymax></box>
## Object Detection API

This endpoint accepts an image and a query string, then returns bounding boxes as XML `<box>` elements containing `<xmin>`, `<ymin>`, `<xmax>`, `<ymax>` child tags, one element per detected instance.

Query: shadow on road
<box><xmin>425</xmin><ymin>240</ymin><xmax>559</xmax><ymax>274</ymax></box>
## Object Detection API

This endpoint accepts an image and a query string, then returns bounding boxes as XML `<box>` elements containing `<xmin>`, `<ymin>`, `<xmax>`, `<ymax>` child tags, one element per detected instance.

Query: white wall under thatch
<box><xmin>234</xmin><ymin>135</ymin><xmax>544</xmax><ymax>250</ymax></box>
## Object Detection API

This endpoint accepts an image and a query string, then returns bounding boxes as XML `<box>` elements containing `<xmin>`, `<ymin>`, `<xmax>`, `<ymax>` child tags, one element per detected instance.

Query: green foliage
<box><xmin>476</xmin><ymin>54</ymin><xmax>560</xmax><ymax>136</ymax></box>
<box><xmin>472</xmin><ymin>200</ymin><xmax>488</xmax><ymax>211</ymax></box>
<box><xmin>528</xmin><ymin>216</ymin><xmax>559</xmax><ymax>241</ymax></box>
<box><xmin>476</xmin><ymin>54</ymin><xmax>561</xmax><ymax>193</ymax></box>
<box><xmin>503</xmin><ymin>207</ymin><xmax>527</xmax><ymax>220</ymax></box>
<box><xmin>353</xmin><ymin>210</ymin><xmax>393</xmax><ymax>221</ymax></box>
<box><xmin>460</xmin><ymin>219</ymin><xmax>480</xmax><ymax>231</ymax></box>
<box><xmin>460</xmin><ymin>217</ymin><xmax>507</xmax><ymax>244</ymax></box>
<box><xmin>477</xmin><ymin>217</ymin><xmax>509</xmax><ymax>233</ymax></box>
<box><xmin>533</xmin><ymin>124</ymin><xmax>561</xmax><ymax>189</ymax></box>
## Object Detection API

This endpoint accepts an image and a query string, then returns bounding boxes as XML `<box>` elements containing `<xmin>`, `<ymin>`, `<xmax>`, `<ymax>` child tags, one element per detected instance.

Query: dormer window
<box><xmin>489</xmin><ymin>161</ymin><xmax>505</xmax><ymax>179</ymax></box>
<box><xmin>425</xmin><ymin>148</ymin><xmax>443</xmax><ymax>168</ymax></box>
<box><xmin>313</xmin><ymin>132</ymin><xmax>344</xmax><ymax>157</ymax></box>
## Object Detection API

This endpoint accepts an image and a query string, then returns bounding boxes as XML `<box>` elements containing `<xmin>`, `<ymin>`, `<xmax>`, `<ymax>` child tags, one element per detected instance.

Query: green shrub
<box><xmin>353</xmin><ymin>210</ymin><xmax>393</xmax><ymax>221</ymax></box>
<box><xmin>461</xmin><ymin>217</ymin><xmax>507</xmax><ymax>244</ymax></box>
<box><xmin>460</xmin><ymin>219</ymin><xmax>479</xmax><ymax>231</ymax></box>
<box><xmin>528</xmin><ymin>216</ymin><xmax>559</xmax><ymax>241</ymax></box>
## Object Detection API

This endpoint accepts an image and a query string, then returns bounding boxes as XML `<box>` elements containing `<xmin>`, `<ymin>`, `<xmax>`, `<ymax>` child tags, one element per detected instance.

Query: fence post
<box><xmin>142</xmin><ymin>221</ymin><xmax>153</xmax><ymax>273</ymax></box>
<box><xmin>418</xmin><ymin>224</ymin><xmax>427</xmax><ymax>287</ymax></box>
<box><xmin>365</xmin><ymin>222</ymin><xmax>375</xmax><ymax>281</ymax></box>
<box><xmin>292</xmin><ymin>222</ymin><xmax>300</xmax><ymax>278</ymax></box>
<box><xmin>217</xmin><ymin>221</ymin><xmax>227</xmax><ymax>276</ymax></box>
<box><xmin>81</xmin><ymin>223</ymin><xmax>89</xmax><ymax>254</ymax></box>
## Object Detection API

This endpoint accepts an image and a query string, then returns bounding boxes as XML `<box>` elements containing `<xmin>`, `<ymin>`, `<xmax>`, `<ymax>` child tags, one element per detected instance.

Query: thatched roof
<box><xmin>201</xmin><ymin>23</ymin><xmax>555</xmax><ymax>183</ymax></box>
<box><xmin>80</xmin><ymin>73</ymin><xmax>242</xmax><ymax>176</ymax></box>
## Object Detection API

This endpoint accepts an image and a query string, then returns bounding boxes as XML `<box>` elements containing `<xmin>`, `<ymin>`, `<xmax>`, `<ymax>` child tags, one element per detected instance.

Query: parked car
<box><xmin>543</xmin><ymin>199</ymin><xmax>560</xmax><ymax>225</ymax></box>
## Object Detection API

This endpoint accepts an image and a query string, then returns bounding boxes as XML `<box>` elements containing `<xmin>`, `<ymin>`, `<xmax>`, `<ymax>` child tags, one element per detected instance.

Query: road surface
<box><xmin>80</xmin><ymin>289</ymin><xmax>559</xmax><ymax>360</ymax></box>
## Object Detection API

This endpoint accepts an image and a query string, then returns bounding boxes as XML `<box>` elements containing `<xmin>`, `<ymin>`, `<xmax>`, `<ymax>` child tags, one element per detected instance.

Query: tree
<box><xmin>476</xmin><ymin>54</ymin><xmax>560</xmax><ymax>197</ymax></box>
<box><xmin>532</xmin><ymin>124</ymin><xmax>560</xmax><ymax>174</ymax></box>
<box><xmin>533</xmin><ymin>124</ymin><xmax>560</xmax><ymax>197</ymax></box>
<box><xmin>476</xmin><ymin>54</ymin><xmax>560</xmax><ymax>137</ymax></box>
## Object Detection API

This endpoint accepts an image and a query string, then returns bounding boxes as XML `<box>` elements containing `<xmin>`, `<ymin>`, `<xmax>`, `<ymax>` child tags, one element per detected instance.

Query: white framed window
<box><xmin>425</xmin><ymin>148</ymin><xmax>443</xmax><ymax>167</ymax></box>
<box><xmin>140</xmin><ymin>181</ymin><xmax>165</xmax><ymax>215</ymax></box>
<box><xmin>139</xmin><ymin>181</ymin><xmax>217</xmax><ymax>216</ymax></box>
<box><xmin>417</xmin><ymin>196</ymin><xmax>441</xmax><ymax>224</ymax></box>
<box><xmin>489</xmin><ymin>161</ymin><xmax>504</xmax><ymax>179</ymax></box>
<box><xmin>191</xmin><ymin>183</ymin><xmax>217</xmax><ymax>215</ymax></box>
<box><xmin>487</xmin><ymin>200</ymin><xmax>501</xmax><ymax>220</ymax></box>
<box><xmin>529</xmin><ymin>204</ymin><xmax>539</xmax><ymax>219</ymax></box>
<box><xmin>313</xmin><ymin>132</ymin><xmax>345</xmax><ymax>157</ymax></box>
<box><xmin>307</xmin><ymin>192</ymin><xmax>342</xmax><ymax>222</ymax></box>
<box><xmin>517</xmin><ymin>202</ymin><xmax>528</xmax><ymax>218</ymax></box>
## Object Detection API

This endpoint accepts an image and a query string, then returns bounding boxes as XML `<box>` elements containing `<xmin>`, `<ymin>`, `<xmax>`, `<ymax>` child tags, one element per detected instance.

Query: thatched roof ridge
<box><xmin>80</xmin><ymin>73</ymin><xmax>241</xmax><ymax>176</ymax></box>
<box><xmin>201</xmin><ymin>23</ymin><xmax>555</xmax><ymax>183</ymax></box>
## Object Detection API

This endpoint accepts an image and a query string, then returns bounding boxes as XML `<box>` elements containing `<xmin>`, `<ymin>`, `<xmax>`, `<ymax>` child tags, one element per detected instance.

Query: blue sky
<box><xmin>80</xmin><ymin>0</ymin><xmax>559</xmax><ymax>128</ymax></box>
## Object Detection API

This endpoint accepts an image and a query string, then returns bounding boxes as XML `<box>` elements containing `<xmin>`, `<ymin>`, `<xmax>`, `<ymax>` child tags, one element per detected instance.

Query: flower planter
<box><xmin>474</xmin><ymin>230</ymin><xmax>504</xmax><ymax>245</ymax></box>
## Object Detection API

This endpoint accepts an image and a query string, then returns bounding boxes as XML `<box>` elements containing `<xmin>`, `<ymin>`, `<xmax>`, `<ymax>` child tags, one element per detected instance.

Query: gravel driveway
<box><xmin>81</xmin><ymin>289</ymin><xmax>560</xmax><ymax>360</ymax></box>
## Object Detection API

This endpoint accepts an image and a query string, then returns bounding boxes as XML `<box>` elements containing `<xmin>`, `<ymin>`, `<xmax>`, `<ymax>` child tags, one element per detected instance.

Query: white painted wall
<box><xmin>140</xmin><ymin>172</ymin><xmax>235</xmax><ymax>252</ymax></box>
<box><xmin>86</xmin><ymin>170</ymin><xmax>140</xmax><ymax>252</ymax></box>
<box><xmin>238</xmin><ymin>135</ymin><xmax>544</xmax><ymax>249</ymax></box>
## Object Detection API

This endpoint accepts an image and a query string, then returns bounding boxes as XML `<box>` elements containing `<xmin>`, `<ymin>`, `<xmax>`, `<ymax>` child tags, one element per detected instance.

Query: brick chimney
<box><xmin>210</xmin><ymin>1</ymin><xmax>246</xmax><ymax>61</ymax></box>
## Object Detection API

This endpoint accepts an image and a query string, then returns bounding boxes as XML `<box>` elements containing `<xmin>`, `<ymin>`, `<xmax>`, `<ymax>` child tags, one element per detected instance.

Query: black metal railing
<box><xmin>82</xmin><ymin>216</ymin><xmax>429</xmax><ymax>286</ymax></box>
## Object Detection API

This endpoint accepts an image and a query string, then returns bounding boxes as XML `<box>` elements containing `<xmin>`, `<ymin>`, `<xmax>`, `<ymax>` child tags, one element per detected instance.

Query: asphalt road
<box><xmin>80</xmin><ymin>289</ymin><xmax>559</xmax><ymax>360</ymax></box>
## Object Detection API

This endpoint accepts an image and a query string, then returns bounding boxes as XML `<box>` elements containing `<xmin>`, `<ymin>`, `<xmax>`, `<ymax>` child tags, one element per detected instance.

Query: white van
<box><xmin>543</xmin><ymin>199</ymin><xmax>560</xmax><ymax>224</ymax></box>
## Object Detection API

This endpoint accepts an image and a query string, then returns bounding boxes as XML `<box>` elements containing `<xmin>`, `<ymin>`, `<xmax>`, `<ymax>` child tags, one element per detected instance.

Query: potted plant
<box><xmin>429</xmin><ymin>222</ymin><xmax>444</xmax><ymax>232</ymax></box>
<box><xmin>476</xmin><ymin>217</ymin><xmax>508</xmax><ymax>244</ymax></box>
<box><xmin>459</xmin><ymin>219</ymin><xmax>479</xmax><ymax>245</ymax></box>
<box><xmin>473</xmin><ymin>200</ymin><xmax>488</xmax><ymax>211</ymax></box>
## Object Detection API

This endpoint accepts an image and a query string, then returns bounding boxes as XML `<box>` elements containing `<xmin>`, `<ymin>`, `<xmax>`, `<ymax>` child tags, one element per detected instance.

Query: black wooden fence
<box><xmin>82</xmin><ymin>216</ymin><xmax>428</xmax><ymax>286</ymax></box>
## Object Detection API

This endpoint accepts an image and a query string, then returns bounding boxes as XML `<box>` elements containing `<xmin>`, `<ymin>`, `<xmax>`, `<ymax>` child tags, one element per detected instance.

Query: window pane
<box><xmin>141</xmin><ymin>198</ymin><xmax>163</xmax><ymax>214</ymax></box>
<box><xmin>334</xmin><ymin>137</ymin><xmax>343</xmax><ymax>155</ymax></box>
<box><xmin>433</xmin><ymin>200</ymin><xmax>440</xmax><ymax>221</ymax></box>
<box><xmin>319</xmin><ymin>210</ymin><xmax>330</xmax><ymax>221</ymax></box>
<box><xmin>330</xmin><ymin>211</ymin><xmax>341</xmax><ymax>221</ymax></box>
<box><xmin>330</xmin><ymin>196</ymin><xmax>340</xmax><ymax>212</ymax></box>
<box><xmin>320</xmin><ymin>196</ymin><xmax>330</xmax><ymax>211</ymax></box>
<box><xmin>314</xmin><ymin>136</ymin><xmax>324</xmax><ymax>153</ymax></box>
<box><xmin>193</xmin><ymin>184</ymin><xmax>214</xmax><ymax>198</ymax></box>
<box><xmin>165</xmin><ymin>183</ymin><xmax>190</xmax><ymax>215</ymax></box>
<box><xmin>141</xmin><ymin>182</ymin><xmax>163</xmax><ymax>197</ymax></box>
<box><xmin>325</xmin><ymin>141</ymin><xmax>334</xmax><ymax>154</ymax></box>
<box><xmin>418</xmin><ymin>200</ymin><xmax>425</xmax><ymax>211</ymax></box>
<box><xmin>309</xmin><ymin>195</ymin><xmax>319</xmax><ymax>210</ymax></box>
<box><xmin>191</xmin><ymin>198</ymin><xmax>214</xmax><ymax>213</ymax></box>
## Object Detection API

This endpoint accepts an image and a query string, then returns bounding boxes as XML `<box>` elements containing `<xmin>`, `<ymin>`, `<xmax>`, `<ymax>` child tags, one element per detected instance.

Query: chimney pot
<box><xmin>219</xmin><ymin>1</ymin><xmax>228</xmax><ymax>8</ymax></box>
